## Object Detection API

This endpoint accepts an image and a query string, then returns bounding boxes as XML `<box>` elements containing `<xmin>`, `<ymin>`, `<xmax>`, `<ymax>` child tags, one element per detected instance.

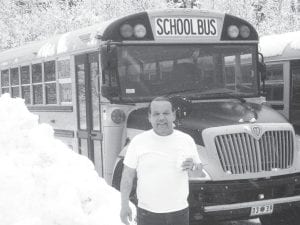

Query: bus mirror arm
<box><xmin>107</xmin><ymin>40</ymin><xmax>113</xmax><ymax>52</ymax></box>
<box><xmin>106</xmin><ymin>41</ymin><xmax>117</xmax><ymax>54</ymax></box>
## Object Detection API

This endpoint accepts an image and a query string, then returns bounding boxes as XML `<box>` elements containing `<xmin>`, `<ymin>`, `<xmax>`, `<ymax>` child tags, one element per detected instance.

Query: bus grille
<box><xmin>215</xmin><ymin>131</ymin><xmax>294</xmax><ymax>174</ymax></box>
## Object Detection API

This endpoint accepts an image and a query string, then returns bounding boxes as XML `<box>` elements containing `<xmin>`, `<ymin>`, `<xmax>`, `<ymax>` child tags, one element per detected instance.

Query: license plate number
<box><xmin>250</xmin><ymin>204</ymin><xmax>274</xmax><ymax>216</ymax></box>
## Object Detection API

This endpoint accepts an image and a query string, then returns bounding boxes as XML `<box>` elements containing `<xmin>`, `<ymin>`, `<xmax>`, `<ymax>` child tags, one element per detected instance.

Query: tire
<box><xmin>112</xmin><ymin>160</ymin><xmax>124</xmax><ymax>190</ymax></box>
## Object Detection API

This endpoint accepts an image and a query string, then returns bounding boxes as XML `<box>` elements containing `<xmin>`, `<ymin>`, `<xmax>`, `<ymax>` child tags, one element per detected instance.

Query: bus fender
<box><xmin>111</xmin><ymin>147</ymin><xmax>128</xmax><ymax>190</ymax></box>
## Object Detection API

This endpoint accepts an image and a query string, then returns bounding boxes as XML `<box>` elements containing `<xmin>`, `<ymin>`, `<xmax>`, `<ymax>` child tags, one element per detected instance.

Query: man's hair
<box><xmin>148</xmin><ymin>96</ymin><xmax>175</xmax><ymax>114</ymax></box>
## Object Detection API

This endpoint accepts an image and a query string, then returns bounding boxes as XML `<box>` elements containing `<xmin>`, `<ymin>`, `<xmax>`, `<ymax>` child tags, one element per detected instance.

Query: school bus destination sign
<box><xmin>155</xmin><ymin>17</ymin><xmax>218</xmax><ymax>37</ymax></box>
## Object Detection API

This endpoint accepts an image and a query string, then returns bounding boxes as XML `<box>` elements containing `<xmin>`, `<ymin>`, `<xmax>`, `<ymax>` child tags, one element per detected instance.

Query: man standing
<box><xmin>120</xmin><ymin>96</ymin><xmax>203</xmax><ymax>225</ymax></box>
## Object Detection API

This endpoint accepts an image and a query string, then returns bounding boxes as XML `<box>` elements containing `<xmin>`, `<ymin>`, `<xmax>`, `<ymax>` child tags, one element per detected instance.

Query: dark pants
<box><xmin>137</xmin><ymin>207</ymin><xmax>189</xmax><ymax>225</ymax></box>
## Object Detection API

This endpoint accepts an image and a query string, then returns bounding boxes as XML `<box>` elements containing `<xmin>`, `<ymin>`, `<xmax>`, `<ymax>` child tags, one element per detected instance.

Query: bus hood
<box><xmin>176</xmin><ymin>101</ymin><xmax>288</xmax><ymax>145</ymax></box>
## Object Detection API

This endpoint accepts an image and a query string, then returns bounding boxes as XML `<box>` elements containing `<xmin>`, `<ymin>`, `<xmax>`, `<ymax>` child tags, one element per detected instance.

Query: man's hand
<box><xmin>120</xmin><ymin>166</ymin><xmax>136</xmax><ymax>225</ymax></box>
<box><xmin>182</xmin><ymin>158</ymin><xmax>204</xmax><ymax>172</ymax></box>
<box><xmin>120</xmin><ymin>204</ymin><xmax>132</xmax><ymax>225</ymax></box>
<box><xmin>181</xmin><ymin>157</ymin><xmax>194</xmax><ymax>171</ymax></box>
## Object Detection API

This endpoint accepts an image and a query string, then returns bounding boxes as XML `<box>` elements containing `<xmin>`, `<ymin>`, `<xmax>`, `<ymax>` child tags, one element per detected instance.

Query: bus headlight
<box><xmin>120</xmin><ymin>24</ymin><xmax>133</xmax><ymax>38</ymax></box>
<box><xmin>111</xmin><ymin>109</ymin><xmax>126</xmax><ymax>124</ymax></box>
<box><xmin>134</xmin><ymin>24</ymin><xmax>147</xmax><ymax>38</ymax></box>
<box><xmin>240</xmin><ymin>25</ymin><xmax>250</xmax><ymax>38</ymax></box>
<box><xmin>189</xmin><ymin>168</ymin><xmax>211</xmax><ymax>181</ymax></box>
<box><xmin>227</xmin><ymin>25</ymin><xmax>239</xmax><ymax>38</ymax></box>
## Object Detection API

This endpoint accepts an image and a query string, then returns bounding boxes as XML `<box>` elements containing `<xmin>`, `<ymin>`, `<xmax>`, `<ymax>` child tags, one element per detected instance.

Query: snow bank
<box><xmin>259</xmin><ymin>31</ymin><xmax>300</xmax><ymax>58</ymax></box>
<box><xmin>0</xmin><ymin>94</ymin><xmax>135</xmax><ymax>225</ymax></box>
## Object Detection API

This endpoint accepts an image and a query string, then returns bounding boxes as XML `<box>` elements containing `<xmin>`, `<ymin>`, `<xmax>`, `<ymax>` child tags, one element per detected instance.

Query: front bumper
<box><xmin>188</xmin><ymin>173</ymin><xmax>300</xmax><ymax>222</ymax></box>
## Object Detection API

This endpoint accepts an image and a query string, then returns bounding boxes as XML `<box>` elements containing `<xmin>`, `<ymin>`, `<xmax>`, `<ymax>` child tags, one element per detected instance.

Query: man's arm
<box><xmin>120</xmin><ymin>165</ymin><xmax>136</xmax><ymax>225</ymax></box>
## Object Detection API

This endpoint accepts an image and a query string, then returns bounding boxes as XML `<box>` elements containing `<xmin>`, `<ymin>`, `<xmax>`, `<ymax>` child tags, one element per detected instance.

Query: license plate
<box><xmin>250</xmin><ymin>204</ymin><xmax>274</xmax><ymax>216</ymax></box>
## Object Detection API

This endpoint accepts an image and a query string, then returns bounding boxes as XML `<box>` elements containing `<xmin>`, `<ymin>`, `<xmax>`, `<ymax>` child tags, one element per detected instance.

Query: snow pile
<box><xmin>0</xmin><ymin>94</ymin><xmax>134</xmax><ymax>225</ymax></box>
<box><xmin>259</xmin><ymin>31</ymin><xmax>300</xmax><ymax>58</ymax></box>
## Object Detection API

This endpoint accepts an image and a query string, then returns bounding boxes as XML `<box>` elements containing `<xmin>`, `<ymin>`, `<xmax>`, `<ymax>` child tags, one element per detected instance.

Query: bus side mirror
<box><xmin>257</xmin><ymin>52</ymin><xmax>267</xmax><ymax>96</ymax></box>
<box><xmin>258</xmin><ymin>62</ymin><xmax>267</xmax><ymax>96</ymax></box>
<box><xmin>259</xmin><ymin>61</ymin><xmax>267</xmax><ymax>82</ymax></box>
<box><xmin>100</xmin><ymin>43</ymin><xmax>117</xmax><ymax>70</ymax></box>
<box><xmin>257</xmin><ymin>52</ymin><xmax>267</xmax><ymax>82</ymax></box>
<box><xmin>100</xmin><ymin>44</ymin><xmax>120</xmax><ymax>98</ymax></box>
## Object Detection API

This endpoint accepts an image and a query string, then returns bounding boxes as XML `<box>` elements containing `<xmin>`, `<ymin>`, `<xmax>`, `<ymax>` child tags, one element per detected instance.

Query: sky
<box><xmin>0</xmin><ymin>94</ymin><xmax>136</xmax><ymax>225</ymax></box>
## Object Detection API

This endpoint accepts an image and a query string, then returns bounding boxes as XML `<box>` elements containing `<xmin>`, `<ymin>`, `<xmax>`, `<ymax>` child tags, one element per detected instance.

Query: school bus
<box><xmin>0</xmin><ymin>8</ymin><xmax>300</xmax><ymax>225</ymax></box>
<box><xmin>259</xmin><ymin>31</ymin><xmax>300</xmax><ymax>133</ymax></box>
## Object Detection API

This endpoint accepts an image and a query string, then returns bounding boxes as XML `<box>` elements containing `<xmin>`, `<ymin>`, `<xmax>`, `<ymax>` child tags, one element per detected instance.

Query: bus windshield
<box><xmin>117</xmin><ymin>45</ymin><xmax>258</xmax><ymax>101</ymax></box>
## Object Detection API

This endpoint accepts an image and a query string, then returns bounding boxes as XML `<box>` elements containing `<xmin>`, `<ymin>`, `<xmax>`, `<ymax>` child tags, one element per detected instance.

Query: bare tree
<box><xmin>0</xmin><ymin>0</ymin><xmax>166</xmax><ymax>50</ymax></box>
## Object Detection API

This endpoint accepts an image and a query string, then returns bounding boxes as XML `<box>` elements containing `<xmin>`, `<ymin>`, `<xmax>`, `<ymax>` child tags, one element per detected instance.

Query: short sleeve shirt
<box><xmin>123</xmin><ymin>129</ymin><xmax>201</xmax><ymax>213</ymax></box>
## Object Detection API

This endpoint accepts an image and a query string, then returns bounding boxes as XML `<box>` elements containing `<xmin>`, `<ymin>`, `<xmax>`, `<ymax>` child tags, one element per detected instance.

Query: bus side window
<box><xmin>21</xmin><ymin>66</ymin><xmax>31</xmax><ymax>104</ymax></box>
<box><xmin>44</xmin><ymin>61</ymin><xmax>57</xmax><ymax>104</ymax></box>
<box><xmin>1</xmin><ymin>70</ymin><xmax>9</xmax><ymax>94</ymax></box>
<box><xmin>265</xmin><ymin>64</ymin><xmax>284</xmax><ymax>101</ymax></box>
<box><xmin>32</xmin><ymin>63</ymin><xmax>43</xmax><ymax>105</ymax></box>
<box><xmin>10</xmin><ymin>67</ymin><xmax>20</xmax><ymax>98</ymax></box>
<box><xmin>57</xmin><ymin>59</ymin><xmax>72</xmax><ymax>104</ymax></box>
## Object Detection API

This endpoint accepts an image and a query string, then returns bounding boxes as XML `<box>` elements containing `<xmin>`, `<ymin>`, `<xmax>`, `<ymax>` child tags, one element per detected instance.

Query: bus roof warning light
<box><xmin>240</xmin><ymin>25</ymin><xmax>250</xmax><ymax>39</ymax></box>
<box><xmin>134</xmin><ymin>24</ymin><xmax>147</xmax><ymax>38</ymax></box>
<box><xmin>227</xmin><ymin>25</ymin><xmax>239</xmax><ymax>39</ymax></box>
<box><xmin>120</xmin><ymin>24</ymin><xmax>134</xmax><ymax>38</ymax></box>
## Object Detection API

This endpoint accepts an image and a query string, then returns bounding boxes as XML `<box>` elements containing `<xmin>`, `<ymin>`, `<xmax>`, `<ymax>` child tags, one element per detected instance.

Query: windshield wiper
<box><xmin>220</xmin><ymin>92</ymin><xmax>246</xmax><ymax>103</ymax></box>
<box><xmin>165</xmin><ymin>88</ymin><xmax>249</xmax><ymax>103</ymax></box>
<box><xmin>165</xmin><ymin>88</ymin><xmax>200</xmax><ymax>98</ymax></box>
<box><xmin>199</xmin><ymin>88</ymin><xmax>247</xmax><ymax>103</ymax></box>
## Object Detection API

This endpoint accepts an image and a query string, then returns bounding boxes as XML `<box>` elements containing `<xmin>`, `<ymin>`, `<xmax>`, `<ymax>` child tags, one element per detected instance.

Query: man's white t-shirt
<box><xmin>123</xmin><ymin>129</ymin><xmax>201</xmax><ymax>213</ymax></box>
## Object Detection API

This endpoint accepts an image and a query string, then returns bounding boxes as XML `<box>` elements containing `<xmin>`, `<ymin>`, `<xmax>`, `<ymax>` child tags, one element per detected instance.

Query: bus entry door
<box><xmin>75</xmin><ymin>52</ymin><xmax>104</xmax><ymax>177</ymax></box>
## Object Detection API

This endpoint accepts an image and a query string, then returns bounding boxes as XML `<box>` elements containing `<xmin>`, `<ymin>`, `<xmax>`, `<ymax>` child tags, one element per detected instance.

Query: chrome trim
<box><xmin>119</xmin><ymin>40</ymin><xmax>259</xmax><ymax>45</ymax></box>
<box><xmin>204</xmin><ymin>195</ymin><xmax>300</xmax><ymax>212</ymax></box>
<box><xmin>214</xmin><ymin>129</ymin><xmax>294</xmax><ymax>174</ymax></box>
<box><xmin>28</xmin><ymin>105</ymin><xmax>73</xmax><ymax>112</ymax></box>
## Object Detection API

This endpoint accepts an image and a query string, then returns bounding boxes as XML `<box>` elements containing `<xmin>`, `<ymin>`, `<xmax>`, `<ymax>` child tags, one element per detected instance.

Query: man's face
<box><xmin>148</xmin><ymin>100</ymin><xmax>176</xmax><ymax>136</ymax></box>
